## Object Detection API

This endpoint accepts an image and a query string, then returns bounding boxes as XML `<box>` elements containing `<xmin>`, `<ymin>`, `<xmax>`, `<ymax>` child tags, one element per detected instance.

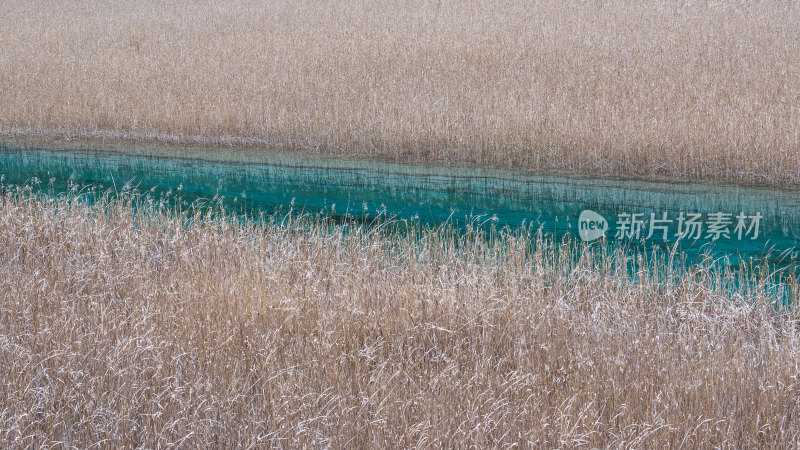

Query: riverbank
<box><xmin>2</xmin><ymin>0</ymin><xmax>799</xmax><ymax>188</ymax></box>
<box><xmin>4</xmin><ymin>128</ymin><xmax>799</xmax><ymax>190</ymax></box>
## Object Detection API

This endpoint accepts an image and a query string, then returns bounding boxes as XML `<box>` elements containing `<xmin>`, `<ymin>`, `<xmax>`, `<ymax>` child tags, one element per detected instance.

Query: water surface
<box><xmin>1</xmin><ymin>139</ymin><xmax>799</xmax><ymax>275</ymax></box>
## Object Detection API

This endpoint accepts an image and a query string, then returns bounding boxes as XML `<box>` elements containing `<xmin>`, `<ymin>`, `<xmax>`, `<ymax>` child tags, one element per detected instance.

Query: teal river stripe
<box><xmin>1</xmin><ymin>139</ymin><xmax>799</xmax><ymax>275</ymax></box>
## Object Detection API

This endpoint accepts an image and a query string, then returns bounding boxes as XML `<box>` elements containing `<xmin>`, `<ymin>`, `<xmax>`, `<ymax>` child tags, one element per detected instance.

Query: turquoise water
<box><xmin>1</xmin><ymin>139</ymin><xmax>799</xmax><ymax>276</ymax></box>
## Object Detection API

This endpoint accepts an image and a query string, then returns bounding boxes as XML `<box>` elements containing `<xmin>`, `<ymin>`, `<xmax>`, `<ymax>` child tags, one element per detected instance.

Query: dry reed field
<box><xmin>0</xmin><ymin>190</ymin><xmax>798</xmax><ymax>447</ymax></box>
<box><xmin>1</xmin><ymin>0</ymin><xmax>800</xmax><ymax>186</ymax></box>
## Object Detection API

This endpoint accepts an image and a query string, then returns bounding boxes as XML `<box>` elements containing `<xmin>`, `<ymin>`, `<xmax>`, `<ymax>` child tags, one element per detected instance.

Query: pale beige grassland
<box><xmin>1</xmin><ymin>0</ymin><xmax>799</xmax><ymax>185</ymax></box>
<box><xmin>0</xmin><ymin>191</ymin><xmax>799</xmax><ymax>447</ymax></box>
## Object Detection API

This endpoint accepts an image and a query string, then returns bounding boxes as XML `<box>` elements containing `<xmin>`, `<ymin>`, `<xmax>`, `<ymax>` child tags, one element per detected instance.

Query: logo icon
<box><xmin>578</xmin><ymin>210</ymin><xmax>607</xmax><ymax>242</ymax></box>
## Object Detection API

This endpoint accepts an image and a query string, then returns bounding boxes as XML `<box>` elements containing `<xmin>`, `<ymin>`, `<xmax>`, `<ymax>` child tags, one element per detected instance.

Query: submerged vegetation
<box><xmin>1</xmin><ymin>190</ymin><xmax>799</xmax><ymax>447</ymax></box>
<box><xmin>1</xmin><ymin>0</ymin><xmax>800</xmax><ymax>186</ymax></box>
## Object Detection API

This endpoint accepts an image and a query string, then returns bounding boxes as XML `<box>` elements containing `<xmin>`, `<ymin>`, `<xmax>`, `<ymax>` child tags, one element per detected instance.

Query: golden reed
<box><xmin>0</xmin><ymin>191</ymin><xmax>798</xmax><ymax>446</ymax></box>
<box><xmin>1</xmin><ymin>0</ymin><xmax>798</xmax><ymax>186</ymax></box>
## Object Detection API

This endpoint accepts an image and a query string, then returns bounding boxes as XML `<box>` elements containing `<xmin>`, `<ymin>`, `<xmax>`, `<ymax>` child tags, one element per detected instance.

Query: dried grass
<box><xmin>1</xmin><ymin>0</ymin><xmax>799</xmax><ymax>185</ymax></box>
<box><xmin>0</xmin><ymin>190</ymin><xmax>798</xmax><ymax>447</ymax></box>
